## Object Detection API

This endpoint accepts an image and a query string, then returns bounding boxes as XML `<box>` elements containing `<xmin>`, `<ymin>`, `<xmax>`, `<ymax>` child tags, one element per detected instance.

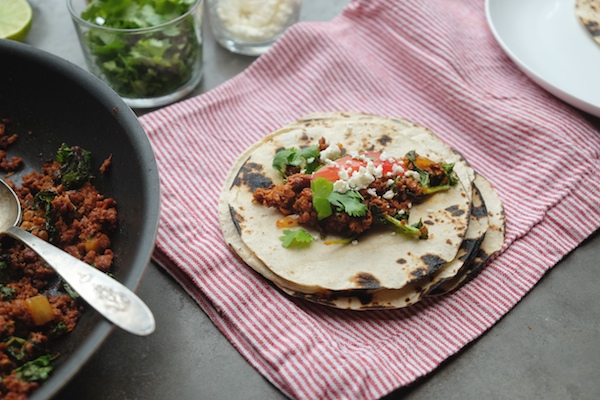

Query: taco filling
<box><xmin>253</xmin><ymin>139</ymin><xmax>458</xmax><ymax>242</ymax></box>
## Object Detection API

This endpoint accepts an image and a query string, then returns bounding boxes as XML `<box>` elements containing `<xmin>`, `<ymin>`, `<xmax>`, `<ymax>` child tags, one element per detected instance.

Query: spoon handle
<box><xmin>6</xmin><ymin>226</ymin><xmax>155</xmax><ymax>336</ymax></box>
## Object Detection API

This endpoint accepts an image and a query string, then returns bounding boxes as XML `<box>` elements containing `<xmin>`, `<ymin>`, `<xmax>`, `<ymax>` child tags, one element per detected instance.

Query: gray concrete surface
<box><xmin>22</xmin><ymin>0</ymin><xmax>600</xmax><ymax>399</ymax></box>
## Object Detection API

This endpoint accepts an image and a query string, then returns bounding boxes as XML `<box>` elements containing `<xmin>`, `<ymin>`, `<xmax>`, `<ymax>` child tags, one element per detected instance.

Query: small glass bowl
<box><xmin>67</xmin><ymin>0</ymin><xmax>204</xmax><ymax>108</ymax></box>
<box><xmin>206</xmin><ymin>0</ymin><xmax>302</xmax><ymax>56</ymax></box>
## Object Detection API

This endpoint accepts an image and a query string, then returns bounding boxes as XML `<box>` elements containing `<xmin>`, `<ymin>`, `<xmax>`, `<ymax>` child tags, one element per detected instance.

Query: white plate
<box><xmin>486</xmin><ymin>0</ymin><xmax>600</xmax><ymax>117</ymax></box>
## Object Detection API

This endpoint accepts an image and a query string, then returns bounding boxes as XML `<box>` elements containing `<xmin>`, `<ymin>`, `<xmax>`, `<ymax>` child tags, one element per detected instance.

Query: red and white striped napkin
<box><xmin>140</xmin><ymin>0</ymin><xmax>600</xmax><ymax>398</ymax></box>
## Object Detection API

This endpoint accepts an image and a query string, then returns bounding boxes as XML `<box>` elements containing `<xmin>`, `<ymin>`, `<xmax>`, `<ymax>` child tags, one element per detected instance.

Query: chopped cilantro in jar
<box><xmin>70</xmin><ymin>0</ymin><xmax>204</xmax><ymax>105</ymax></box>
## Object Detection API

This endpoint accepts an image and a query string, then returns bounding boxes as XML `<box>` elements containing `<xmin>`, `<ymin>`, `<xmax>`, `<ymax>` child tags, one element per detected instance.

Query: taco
<box><xmin>218</xmin><ymin>112</ymin><xmax>505</xmax><ymax>309</ymax></box>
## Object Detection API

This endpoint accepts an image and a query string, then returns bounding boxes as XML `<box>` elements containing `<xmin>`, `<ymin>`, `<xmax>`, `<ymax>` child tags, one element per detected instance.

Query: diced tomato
<box><xmin>312</xmin><ymin>151</ymin><xmax>402</xmax><ymax>182</ymax></box>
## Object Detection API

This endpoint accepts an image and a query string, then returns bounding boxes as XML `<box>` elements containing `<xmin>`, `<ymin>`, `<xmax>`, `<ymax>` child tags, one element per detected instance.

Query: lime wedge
<box><xmin>0</xmin><ymin>0</ymin><xmax>33</xmax><ymax>41</ymax></box>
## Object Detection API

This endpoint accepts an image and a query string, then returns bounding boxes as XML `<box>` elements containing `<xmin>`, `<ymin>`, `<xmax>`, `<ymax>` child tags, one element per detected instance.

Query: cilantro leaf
<box><xmin>310</xmin><ymin>178</ymin><xmax>333</xmax><ymax>220</ymax></box>
<box><xmin>311</xmin><ymin>178</ymin><xmax>368</xmax><ymax>219</ymax></box>
<box><xmin>272</xmin><ymin>146</ymin><xmax>320</xmax><ymax>176</ymax></box>
<box><xmin>280</xmin><ymin>229</ymin><xmax>314</xmax><ymax>248</ymax></box>
<box><xmin>328</xmin><ymin>190</ymin><xmax>368</xmax><ymax>217</ymax></box>
<box><xmin>272</xmin><ymin>149</ymin><xmax>294</xmax><ymax>175</ymax></box>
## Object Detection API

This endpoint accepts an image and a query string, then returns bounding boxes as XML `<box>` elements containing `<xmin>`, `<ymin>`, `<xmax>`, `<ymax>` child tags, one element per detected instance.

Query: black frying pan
<box><xmin>0</xmin><ymin>39</ymin><xmax>160</xmax><ymax>400</ymax></box>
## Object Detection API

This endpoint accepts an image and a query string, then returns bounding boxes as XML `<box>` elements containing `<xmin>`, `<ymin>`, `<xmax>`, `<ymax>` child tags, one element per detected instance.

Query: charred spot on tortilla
<box><xmin>351</xmin><ymin>273</ymin><xmax>381</xmax><ymax>289</ymax></box>
<box><xmin>470</xmin><ymin>185</ymin><xmax>487</xmax><ymax>218</ymax></box>
<box><xmin>471</xmin><ymin>201</ymin><xmax>488</xmax><ymax>218</ymax></box>
<box><xmin>445</xmin><ymin>205</ymin><xmax>466</xmax><ymax>217</ymax></box>
<box><xmin>329</xmin><ymin>289</ymin><xmax>375</xmax><ymax>305</ymax></box>
<box><xmin>420</xmin><ymin>254</ymin><xmax>447</xmax><ymax>271</ymax></box>
<box><xmin>411</xmin><ymin>267</ymin><xmax>429</xmax><ymax>280</ymax></box>
<box><xmin>292</xmin><ymin>289</ymin><xmax>375</xmax><ymax>308</ymax></box>
<box><xmin>377</xmin><ymin>134</ymin><xmax>393</xmax><ymax>146</ymax></box>
<box><xmin>585</xmin><ymin>20</ymin><xmax>600</xmax><ymax>35</ymax></box>
<box><xmin>396</xmin><ymin>258</ymin><xmax>407</xmax><ymax>264</ymax></box>
<box><xmin>229</xmin><ymin>206</ymin><xmax>244</xmax><ymax>235</ymax></box>
<box><xmin>234</xmin><ymin>161</ymin><xmax>273</xmax><ymax>191</ymax></box>
<box><xmin>458</xmin><ymin>238</ymin><xmax>479</xmax><ymax>261</ymax></box>
<box><xmin>424</xmin><ymin>220</ymin><xmax>434</xmax><ymax>225</ymax></box>
<box><xmin>292</xmin><ymin>292</ymin><xmax>336</xmax><ymax>308</ymax></box>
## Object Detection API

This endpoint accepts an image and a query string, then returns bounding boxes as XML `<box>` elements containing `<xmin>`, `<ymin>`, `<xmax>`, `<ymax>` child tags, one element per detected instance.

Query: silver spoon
<box><xmin>0</xmin><ymin>179</ymin><xmax>155</xmax><ymax>336</ymax></box>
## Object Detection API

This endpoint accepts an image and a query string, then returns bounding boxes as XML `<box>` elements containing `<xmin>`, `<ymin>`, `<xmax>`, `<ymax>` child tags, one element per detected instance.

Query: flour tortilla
<box><xmin>575</xmin><ymin>0</ymin><xmax>600</xmax><ymax>46</ymax></box>
<box><xmin>219</xmin><ymin>112</ymin><xmax>472</xmax><ymax>292</ymax></box>
<box><xmin>273</xmin><ymin>183</ymin><xmax>488</xmax><ymax>310</ymax></box>
<box><xmin>428</xmin><ymin>173</ymin><xmax>506</xmax><ymax>296</ymax></box>
<box><xmin>220</xmin><ymin>184</ymin><xmax>489</xmax><ymax>310</ymax></box>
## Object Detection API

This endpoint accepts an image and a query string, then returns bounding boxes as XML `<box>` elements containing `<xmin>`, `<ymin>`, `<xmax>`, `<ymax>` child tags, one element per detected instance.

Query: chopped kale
<box><xmin>50</xmin><ymin>321</ymin><xmax>69</xmax><ymax>337</ymax></box>
<box><xmin>0</xmin><ymin>260</ymin><xmax>12</xmax><ymax>284</ymax></box>
<box><xmin>0</xmin><ymin>284</ymin><xmax>15</xmax><ymax>301</ymax></box>
<box><xmin>56</xmin><ymin>144</ymin><xmax>93</xmax><ymax>189</ymax></box>
<box><xmin>15</xmin><ymin>354</ymin><xmax>54</xmax><ymax>382</ymax></box>
<box><xmin>404</xmin><ymin>150</ymin><xmax>458</xmax><ymax>195</ymax></box>
<box><xmin>6</xmin><ymin>337</ymin><xmax>27</xmax><ymax>361</ymax></box>
<box><xmin>382</xmin><ymin>213</ymin><xmax>428</xmax><ymax>240</ymax></box>
<box><xmin>62</xmin><ymin>280</ymin><xmax>80</xmax><ymax>300</ymax></box>
<box><xmin>33</xmin><ymin>190</ymin><xmax>57</xmax><ymax>242</ymax></box>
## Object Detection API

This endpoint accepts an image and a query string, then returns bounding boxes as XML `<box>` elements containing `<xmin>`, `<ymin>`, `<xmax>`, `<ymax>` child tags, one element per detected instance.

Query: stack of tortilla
<box><xmin>218</xmin><ymin>112</ymin><xmax>505</xmax><ymax>310</ymax></box>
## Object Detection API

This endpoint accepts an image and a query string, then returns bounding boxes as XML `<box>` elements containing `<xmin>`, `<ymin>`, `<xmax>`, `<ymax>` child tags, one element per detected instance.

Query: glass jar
<box><xmin>206</xmin><ymin>0</ymin><xmax>303</xmax><ymax>56</ymax></box>
<box><xmin>67</xmin><ymin>0</ymin><xmax>204</xmax><ymax>108</ymax></box>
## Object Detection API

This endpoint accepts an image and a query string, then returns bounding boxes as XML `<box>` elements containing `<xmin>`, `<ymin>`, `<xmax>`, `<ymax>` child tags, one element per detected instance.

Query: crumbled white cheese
<box><xmin>351</xmin><ymin>240</ymin><xmax>359</xmax><ymax>245</ymax></box>
<box><xmin>383</xmin><ymin>190</ymin><xmax>395</xmax><ymax>199</ymax></box>
<box><xmin>215</xmin><ymin>0</ymin><xmax>298</xmax><ymax>42</ymax></box>
<box><xmin>365</xmin><ymin>160</ymin><xmax>383</xmax><ymax>179</ymax></box>
<box><xmin>404</xmin><ymin>170</ymin><xmax>421</xmax><ymax>180</ymax></box>
<box><xmin>319</xmin><ymin>143</ymin><xmax>342</xmax><ymax>162</ymax></box>
<box><xmin>333</xmin><ymin>180</ymin><xmax>350</xmax><ymax>194</ymax></box>
<box><xmin>393</xmin><ymin>164</ymin><xmax>405</xmax><ymax>175</ymax></box>
<box><xmin>346</xmin><ymin>166</ymin><xmax>375</xmax><ymax>190</ymax></box>
<box><xmin>337</xmin><ymin>168</ymin><xmax>350</xmax><ymax>181</ymax></box>
<box><xmin>386</xmin><ymin>179</ymin><xmax>395</xmax><ymax>187</ymax></box>
<box><xmin>367</xmin><ymin>188</ymin><xmax>378</xmax><ymax>197</ymax></box>
<box><xmin>306</xmin><ymin>157</ymin><xmax>315</xmax><ymax>164</ymax></box>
